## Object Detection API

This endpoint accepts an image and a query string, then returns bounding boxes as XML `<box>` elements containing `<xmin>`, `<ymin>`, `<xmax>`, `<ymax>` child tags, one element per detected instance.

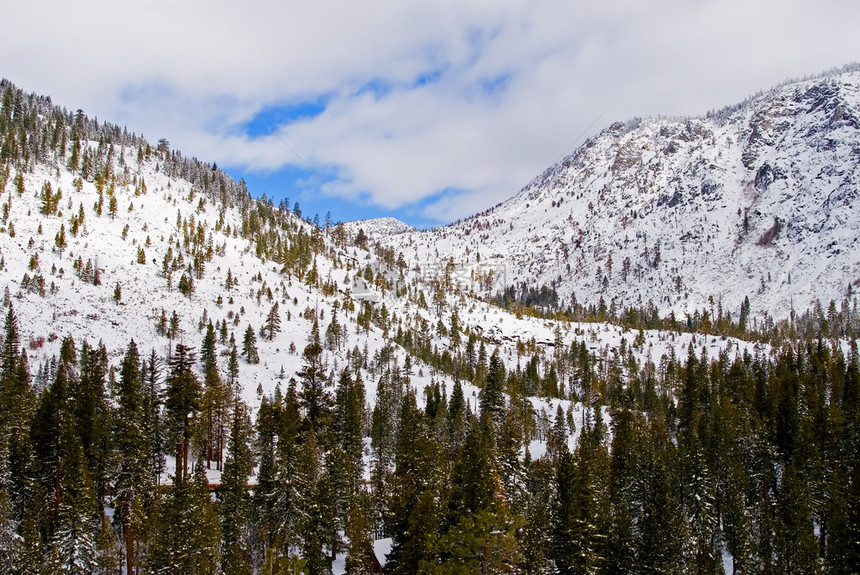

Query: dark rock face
<box><xmin>754</xmin><ymin>163</ymin><xmax>785</xmax><ymax>192</ymax></box>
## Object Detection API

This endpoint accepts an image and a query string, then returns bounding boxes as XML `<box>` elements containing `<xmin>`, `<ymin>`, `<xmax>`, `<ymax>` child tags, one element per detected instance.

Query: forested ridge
<box><xmin>0</xmin><ymin>79</ymin><xmax>858</xmax><ymax>574</ymax></box>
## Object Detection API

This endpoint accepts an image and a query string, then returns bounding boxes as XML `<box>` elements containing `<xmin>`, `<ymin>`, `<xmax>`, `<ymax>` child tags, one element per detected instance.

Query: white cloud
<box><xmin>2</xmin><ymin>0</ymin><xmax>858</xmax><ymax>223</ymax></box>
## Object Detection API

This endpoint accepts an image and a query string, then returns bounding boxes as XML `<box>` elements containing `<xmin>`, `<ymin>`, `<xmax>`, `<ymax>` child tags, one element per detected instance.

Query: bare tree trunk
<box><xmin>123</xmin><ymin>500</ymin><xmax>135</xmax><ymax>575</ymax></box>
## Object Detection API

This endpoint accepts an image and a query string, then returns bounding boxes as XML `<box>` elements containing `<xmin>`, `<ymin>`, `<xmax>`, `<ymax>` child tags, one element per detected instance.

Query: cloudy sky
<box><xmin>3</xmin><ymin>1</ymin><xmax>858</xmax><ymax>227</ymax></box>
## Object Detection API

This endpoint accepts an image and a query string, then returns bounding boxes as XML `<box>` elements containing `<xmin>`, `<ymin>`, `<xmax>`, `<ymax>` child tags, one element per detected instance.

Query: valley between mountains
<box><xmin>0</xmin><ymin>67</ymin><xmax>857</xmax><ymax>574</ymax></box>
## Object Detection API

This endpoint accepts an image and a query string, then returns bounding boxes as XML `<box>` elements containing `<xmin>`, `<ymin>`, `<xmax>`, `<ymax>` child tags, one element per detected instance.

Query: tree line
<box><xmin>0</xmin><ymin>297</ymin><xmax>858</xmax><ymax>573</ymax></box>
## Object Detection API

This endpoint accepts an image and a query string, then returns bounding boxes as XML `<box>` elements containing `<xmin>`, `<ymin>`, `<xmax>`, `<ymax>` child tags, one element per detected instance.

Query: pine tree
<box><xmin>59</xmin><ymin>335</ymin><xmax>77</xmax><ymax>367</ymax></box>
<box><xmin>114</xmin><ymin>340</ymin><xmax>148</xmax><ymax>575</ymax></box>
<box><xmin>605</xmin><ymin>496</ymin><xmax>636</xmax><ymax>575</ymax></box>
<box><xmin>164</xmin><ymin>344</ymin><xmax>201</xmax><ymax>480</ymax></box>
<box><xmin>446</xmin><ymin>424</ymin><xmax>492</xmax><ymax>512</ymax></box>
<box><xmin>449</xmin><ymin>309</ymin><xmax>461</xmax><ymax>347</ymax></box>
<box><xmin>242</xmin><ymin>325</ymin><xmax>259</xmax><ymax>364</ymax></box>
<box><xmin>0</xmin><ymin>479</ymin><xmax>18</xmax><ymax>574</ymax></box>
<box><xmin>219</xmin><ymin>399</ymin><xmax>254</xmax><ymax>575</ymax></box>
<box><xmin>263</xmin><ymin>302</ymin><xmax>281</xmax><ymax>341</ymax></box>
<box><xmin>344</xmin><ymin>505</ymin><xmax>376</xmax><ymax>575</ymax></box>
<box><xmin>94</xmin><ymin>513</ymin><xmax>122</xmax><ymax>575</ymax></box>
<box><xmin>774</xmin><ymin>460</ymin><xmax>820</xmax><ymax>574</ymax></box>
<box><xmin>325</xmin><ymin>308</ymin><xmax>343</xmax><ymax>350</ymax></box>
<box><xmin>52</xmin><ymin>417</ymin><xmax>99</xmax><ymax>575</ymax></box>
<box><xmin>447</xmin><ymin>380</ymin><xmax>468</xmax><ymax>450</ymax></box>
<box><xmin>30</xmin><ymin>363</ymin><xmax>70</xmax><ymax>519</ymax></box>
<box><xmin>228</xmin><ymin>342</ymin><xmax>240</xmax><ymax>391</ymax></box>
<box><xmin>842</xmin><ymin>455</ymin><xmax>860</xmax><ymax>573</ymax></box>
<box><xmin>436</xmin><ymin>426</ymin><xmax>521</xmax><ymax>574</ymax></box>
<box><xmin>17</xmin><ymin>503</ymin><xmax>44</xmax><ymax>575</ymax></box>
<box><xmin>475</xmin><ymin>341</ymin><xmax>488</xmax><ymax>386</ymax></box>
<box><xmin>156</xmin><ymin>308</ymin><xmax>168</xmax><ymax>337</ymax></box>
<box><xmin>269</xmin><ymin>383</ymin><xmax>304</xmax><ymax>559</ymax></box>
<box><xmin>298</xmin><ymin>321</ymin><xmax>331</xmax><ymax>435</ymax></box>
<box><xmin>353</xmin><ymin>227</ymin><xmax>367</xmax><ymax>248</ymax></box>
<box><xmin>200</xmin><ymin>321</ymin><xmax>217</xmax><ymax>371</ymax></box>
<box><xmin>497</xmin><ymin>399</ymin><xmax>527</xmax><ymax>511</ymax></box>
<box><xmin>0</xmin><ymin>305</ymin><xmax>33</xmax><ymax>514</ymax></box>
<box><xmin>178</xmin><ymin>272</ymin><xmax>194</xmax><ymax>297</ymax></box>
<box><xmin>74</xmin><ymin>341</ymin><xmax>111</xmax><ymax>501</ymax></box>
<box><xmin>333</xmin><ymin>369</ymin><xmax>365</xmax><ymax>494</ymax></box>
<box><xmin>369</xmin><ymin>375</ymin><xmax>395</xmax><ymax>535</ymax></box>
<box><xmin>201</xmin><ymin>322</ymin><xmax>229</xmax><ymax>469</ymax></box>
<box><xmin>552</xmin><ymin>425</ymin><xmax>610</xmax><ymax>575</ymax></box>
<box><xmin>0</xmin><ymin>305</ymin><xmax>21</xmax><ymax>413</ymax></box>
<box><xmin>479</xmin><ymin>348</ymin><xmax>506</xmax><ymax>431</ymax></box>
<box><xmin>40</xmin><ymin>181</ymin><xmax>61</xmax><ymax>215</ymax></box>
<box><xmin>55</xmin><ymin>224</ymin><xmax>67</xmax><ymax>255</ymax></box>
<box><xmin>547</xmin><ymin>404</ymin><xmax>568</xmax><ymax>461</ymax></box>
<box><xmin>387</xmin><ymin>391</ymin><xmax>440</xmax><ymax>574</ymax></box>
<box><xmin>396</xmin><ymin>488</ymin><xmax>439</xmax><ymax>575</ymax></box>
<box><xmin>637</xmin><ymin>417</ymin><xmax>684</xmax><ymax>575</ymax></box>
<box><xmin>434</xmin><ymin>506</ymin><xmax>521</xmax><ymax>575</ymax></box>
<box><xmin>520</xmin><ymin>458</ymin><xmax>556</xmax><ymax>575</ymax></box>
<box><xmin>149</xmin><ymin>457</ymin><xmax>220</xmax><ymax>574</ymax></box>
<box><xmin>295</xmin><ymin>433</ymin><xmax>333</xmax><ymax>575</ymax></box>
<box><xmin>722</xmin><ymin>450</ymin><xmax>753</xmax><ymax>574</ymax></box>
<box><xmin>679</xmin><ymin>426</ymin><xmax>720</xmax><ymax>574</ymax></box>
<box><xmin>252</xmin><ymin>405</ymin><xmax>278</xmax><ymax>563</ymax></box>
<box><xmin>142</xmin><ymin>349</ymin><xmax>166</xmax><ymax>484</ymax></box>
<box><xmin>171</xmin><ymin>310</ymin><xmax>188</xmax><ymax>339</ymax></box>
<box><xmin>605</xmin><ymin>409</ymin><xmax>643</xmax><ymax>574</ymax></box>
<box><xmin>747</xmin><ymin>429</ymin><xmax>777</xmax><ymax>574</ymax></box>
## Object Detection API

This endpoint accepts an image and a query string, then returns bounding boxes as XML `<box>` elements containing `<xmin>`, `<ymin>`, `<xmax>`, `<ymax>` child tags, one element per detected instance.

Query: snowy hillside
<box><xmin>1</xmin><ymin>144</ymin><xmax>425</xmax><ymax>412</ymax></box>
<box><xmin>382</xmin><ymin>65</ymin><xmax>860</xmax><ymax>322</ymax></box>
<box><xmin>3</xmin><ymin>143</ymin><xmax>751</xmax><ymax>412</ymax></box>
<box><xmin>341</xmin><ymin>217</ymin><xmax>415</xmax><ymax>239</ymax></box>
<box><xmin>2</xmin><ymin>74</ymin><xmax>859</xmax><ymax>575</ymax></box>
<box><xmin>0</xmin><ymin>80</ymin><xmax>725</xmax><ymax>420</ymax></box>
<box><xmin>2</xmin><ymin>72</ymin><xmax>847</xmax><ymax>422</ymax></box>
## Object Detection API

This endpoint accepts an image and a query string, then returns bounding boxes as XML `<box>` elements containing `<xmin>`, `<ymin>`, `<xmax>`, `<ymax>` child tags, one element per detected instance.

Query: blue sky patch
<box><xmin>222</xmin><ymin>162</ymin><xmax>453</xmax><ymax>230</ymax></box>
<box><xmin>242</xmin><ymin>98</ymin><xmax>328</xmax><ymax>137</ymax></box>
<box><xmin>223</xmin><ymin>163</ymin><xmax>372</xmax><ymax>226</ymax></box>
<box><xmin>413</xmin><ymin>67</ymin><xmax>446</xmax><ymax>88</ymax></box>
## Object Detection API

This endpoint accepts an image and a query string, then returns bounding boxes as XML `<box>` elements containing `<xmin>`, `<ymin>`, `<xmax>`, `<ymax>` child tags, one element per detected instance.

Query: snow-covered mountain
<box><xmin>3</xmin><ymin>73</ymin><xmax>857</xmax><ymax>575</ymax></box>
<box><xmin>3</xmin><ymin>67</ymin><xmax>854</xmax><ymax>419</ymax></box>
<box><xmin>0</xmin><ymin>77</ymin><xmax>725</xmax><ymax>422</ymax></box>
<box><xmin>341</xmin><ymin>217</ymin><xmax>415</xmax><ymax>239</ymax></box>
<box><xmin>381</xmin><ymin>65</ymin><xmax>860</xmax><ymax>321</ymax></box>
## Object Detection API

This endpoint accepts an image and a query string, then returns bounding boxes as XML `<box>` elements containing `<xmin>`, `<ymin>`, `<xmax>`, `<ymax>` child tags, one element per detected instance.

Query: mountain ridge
<box><xmin>378</xmin><ymin>65</ymin><xmax>860</xmax><ymax>322</ymax></box>
<box><xmin>0</xmin><ymin>67</ymin><xmax>859</xmax><ymax>575</ymax></box>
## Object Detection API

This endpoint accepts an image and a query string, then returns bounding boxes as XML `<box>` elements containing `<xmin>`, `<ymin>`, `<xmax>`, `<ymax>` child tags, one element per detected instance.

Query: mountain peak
<box><xmin>341</xmin><ymin>217</ymin><xmax>415</xmax><ymax>238</ymax></box>
<box><xmin>382</xmin><ymin>67</ymin><xmax>860</xmax><ymax>321</ymax></box>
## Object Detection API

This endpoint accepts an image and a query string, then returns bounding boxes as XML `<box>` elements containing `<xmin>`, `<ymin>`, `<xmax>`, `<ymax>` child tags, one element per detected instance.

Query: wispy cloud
<box><xmin>2</xmin><ymin>0</ymin><xmax>858</xmax><ymax>224</ymax></box>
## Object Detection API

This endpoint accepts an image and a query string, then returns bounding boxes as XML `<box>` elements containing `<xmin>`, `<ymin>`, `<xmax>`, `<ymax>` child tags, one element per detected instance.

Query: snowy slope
<box><xmin>383</xmin><ymin>65</ymin><xmax>860</xmax><ymax>321</ymax></box>
<box><xmin>340</xmin><ymin>217</ymin><xmax>415</xmax><ymax>239</ymax></box>
<box><xmin>0</xmin><ymin>79</ymin><xmax>781</xmax><ymax>484</ymax></box>
<box><xmin>0</xmin><ymin>120</ymin><xmax>758</xmax><ymax>407</ymax></box>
